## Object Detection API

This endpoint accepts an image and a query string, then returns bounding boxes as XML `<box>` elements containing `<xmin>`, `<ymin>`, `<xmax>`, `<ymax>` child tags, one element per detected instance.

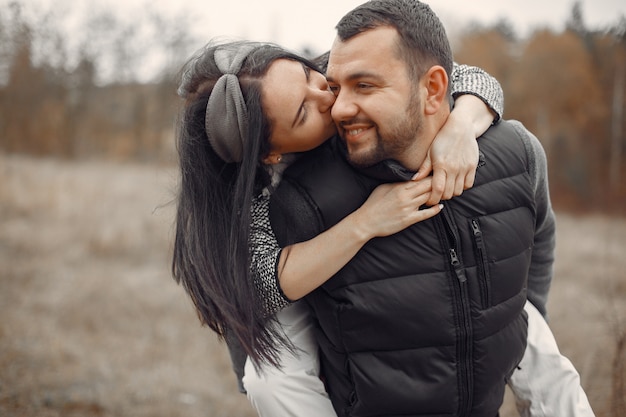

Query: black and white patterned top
<box><xmin>450</xmin><ymin>63</ymin><xmax>504</xmax><ymax>123</ymax></box>
<box><xmin>249</xmin><ymin>63</ymin><xmax>504</xmax><ymax>317</ymax></box>
<box><xmin>249</xmin><ymin>192</ymin><xmax>289</xmax><ymax>316</ymax></box>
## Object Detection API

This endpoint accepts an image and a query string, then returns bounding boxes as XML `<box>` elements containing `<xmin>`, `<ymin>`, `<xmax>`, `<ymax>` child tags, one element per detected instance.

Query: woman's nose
<box><xmin>330</xmin><ymin>89</ymin><xmax>356</xmax><ymax>123</ymax></box>
<box><xmin>315</xmin><ymin>86</ymin><xmax>335</xmax><ymax>113</ymax></box>
<box><xmin>311</xmin><ymin>73</ymin><xmax>335</xmax><ymax>113</ymax></box>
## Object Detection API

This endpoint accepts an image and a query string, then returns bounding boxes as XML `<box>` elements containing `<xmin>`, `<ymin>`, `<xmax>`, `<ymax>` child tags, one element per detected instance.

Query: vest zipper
<box><xmin>439</xmin><ymin>208</ymin><xmax>473</xmax><ymax>417</ymax></box>
<box><xmin>471</xmin><ymin>218</ymin><xmax>491</xmax><ymax>308</ymax></box>
<box><xmin>449</xmin><ymin>248</ymin><xmax>466</xmax><ymax>282</ymax></box>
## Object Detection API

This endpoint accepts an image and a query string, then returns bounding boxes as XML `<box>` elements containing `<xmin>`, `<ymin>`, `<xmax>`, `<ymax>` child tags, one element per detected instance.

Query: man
<box><xmin>269</xmin><ymin>1</ymin><xmax>593</xmax><ymax>416</ymax></box>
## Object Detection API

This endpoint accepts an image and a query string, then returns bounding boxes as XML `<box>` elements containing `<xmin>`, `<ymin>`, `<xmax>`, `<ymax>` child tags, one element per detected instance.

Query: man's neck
<box><xmin>396</xmin><ymin>112</ymin><xmax>447</xmax><ymax>172</ymax></box>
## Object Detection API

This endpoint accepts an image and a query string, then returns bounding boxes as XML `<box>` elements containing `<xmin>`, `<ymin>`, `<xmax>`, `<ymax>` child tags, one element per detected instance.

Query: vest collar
<box><xmin>358</xmin><ymin>159</ymin><xmax>415</xmax><ymax>182</ymax></box>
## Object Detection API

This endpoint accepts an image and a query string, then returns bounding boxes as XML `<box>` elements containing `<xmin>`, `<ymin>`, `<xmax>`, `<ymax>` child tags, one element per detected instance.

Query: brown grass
<box><xmin>0</xmin><ymin>153</ymin><xmax>624</xmax><ymax>416</ymax></box>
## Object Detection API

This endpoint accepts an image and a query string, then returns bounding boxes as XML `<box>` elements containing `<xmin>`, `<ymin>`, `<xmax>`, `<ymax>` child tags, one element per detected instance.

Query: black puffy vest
<box><xmin>270</xmin><ymin>121</ymin><xmax>536</xmax><ymax>417</ymax></box>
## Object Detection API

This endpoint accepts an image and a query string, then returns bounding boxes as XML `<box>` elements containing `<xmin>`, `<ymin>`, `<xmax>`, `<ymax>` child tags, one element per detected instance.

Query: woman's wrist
<box><xmin>345</xmin><ymin>209</ymin><xmax>377</xmax><ymax>243</ymax></box>
<box><xmin>453</xmin><ymin>94</ymin><xmax>495</xmax><ymax>138</ymax></box>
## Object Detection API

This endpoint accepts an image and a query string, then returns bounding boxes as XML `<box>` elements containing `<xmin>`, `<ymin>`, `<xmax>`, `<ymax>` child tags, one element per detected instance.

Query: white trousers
<box><xmin>243</xmin><ymin>301</ymin><xmax>594</xmax><ymax>417</ymax></box>
<box><xmin>509</xmin><ymin>302</ymin><xmax>595</xmax><ymax>417</ymax></box>
<box><xmin>243</xmin><ymin>301</ymin><xmax>337</xmax><ymax>417</ymax></box>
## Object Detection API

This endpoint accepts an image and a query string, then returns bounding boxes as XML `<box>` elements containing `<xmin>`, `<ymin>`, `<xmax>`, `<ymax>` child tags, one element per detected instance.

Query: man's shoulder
<box><xmin>484</xmin><ymin>119</ymin><xmax>523</xmax><ymax>138</ymax></box>
<box><xmin>480</xmin><ymin>119</ymin><xmax>526</xmax><ymax>153</ymax></box>
<box><xmin>494</xmin><ymin>119</ymin><xmax>546</xmax><ymax>164</ymax></box>
<box><xmin>476</xmin><ymin>120</ymin><xmax>548</xmax><ymax>192</ymax></box>
<box><xmin>481</xmin><ymin>119</ymin><xmax>544</xmax><ymax>158</ymax></box>
<box><xmin>488</xmin><ymin>120</ymin><xmax>542</xmax><ymax>147</ymax></box>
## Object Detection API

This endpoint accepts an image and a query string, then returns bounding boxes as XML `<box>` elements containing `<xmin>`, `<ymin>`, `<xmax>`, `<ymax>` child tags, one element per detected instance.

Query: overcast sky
<box><xmin>192</xmin><ymin>0</ymin><xmax>625</xmax><ymax>52</ymax></box>
<box><xmin>24</xmin><ymin>0</ymin><xmax>626</xmax><ymax>52</ymax></box>
<box><xmin>13</xmin><ymin>0</ymin><xmax>626</xmax><ymax>82</ymax></box>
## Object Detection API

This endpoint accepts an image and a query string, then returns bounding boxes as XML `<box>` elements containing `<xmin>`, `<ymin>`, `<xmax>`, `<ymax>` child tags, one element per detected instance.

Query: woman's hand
<box><xmin>413</xmin><ymin>94</ymin><xmax>495</xmax><ymax>206</ymax></box>
<box><xmin>353</xmin><ymin>178</ymin><xmax>442</xmax><ymax>239</ymax></box>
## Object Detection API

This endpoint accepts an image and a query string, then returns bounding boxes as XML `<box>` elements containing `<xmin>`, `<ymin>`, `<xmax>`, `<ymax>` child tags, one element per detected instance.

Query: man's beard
<box><xmin>345</xmin><ymin>92</ymin><xmax>423</xmax><ymax>169</ymax></box>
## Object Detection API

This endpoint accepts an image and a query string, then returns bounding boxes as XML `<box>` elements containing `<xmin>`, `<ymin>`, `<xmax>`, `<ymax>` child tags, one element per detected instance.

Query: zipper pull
<box><xmin>471</xmin><ymin>219</ymin><xmax>481</xmax><ymax>236</ymax></box>
<box><xmin>450</xmin><ymin>248</ymin><xmax>460</xmax><ymax>266</ymax></box>
<box><xmin>450</xmin><ymin>248</ymin><xmax>467</xmax><ymax>282</ymax></box>
<box><xmin>471</xmin><ymin>219</ymin><xmax>484</xmax><ymax>246</ymax></box>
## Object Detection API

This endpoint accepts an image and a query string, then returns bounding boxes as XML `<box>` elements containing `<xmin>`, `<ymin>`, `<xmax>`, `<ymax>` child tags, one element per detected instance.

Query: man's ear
<box><xmin>423</xmin><ymin>66</ymin><xmax>449</xmax><ymax>116</ymax></box>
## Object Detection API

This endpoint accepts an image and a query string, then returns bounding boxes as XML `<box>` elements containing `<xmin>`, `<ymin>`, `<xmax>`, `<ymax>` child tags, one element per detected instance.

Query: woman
<box><xmin>173</xmin><ymin>40</ymin><xmax>496</xmax><ymax>413</ymax></box>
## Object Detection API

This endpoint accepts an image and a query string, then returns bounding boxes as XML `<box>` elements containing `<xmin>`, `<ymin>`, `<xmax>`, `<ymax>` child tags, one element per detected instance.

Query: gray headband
<box><xmin>205</xmin><ymin>44</ymin><xmax>257</xmax><ymax>163</ymax></box>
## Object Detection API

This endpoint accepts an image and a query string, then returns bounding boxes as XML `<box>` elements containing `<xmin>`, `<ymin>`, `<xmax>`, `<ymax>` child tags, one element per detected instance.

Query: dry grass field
<box><xmin>1</xmin><ymin>153</ymin><xmax>625</xmax><ymax>417</ymax></box>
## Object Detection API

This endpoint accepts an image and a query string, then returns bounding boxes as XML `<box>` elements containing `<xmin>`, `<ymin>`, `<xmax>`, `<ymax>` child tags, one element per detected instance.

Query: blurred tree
<box><xmin>148</xmin><ymin>10</ymin><xmax>198</xmax><ymax>161</ymax></box>
<box><xmin>0</xmin><ymin>0</ymin><xmax>622</xmax><ymax>212</ymax></box>
<box><xmin>513</xmin><ymin>29</ymin><xmax>607</xmax><ymax>203</ymax></box>
<box><xmin>454</xmin><ymin>22</ymin><xmax>517</xmax><ymax>92</ymax></box>
<box><xmin>81</xmin><ymin>9</ymin><xmax>135</xmax><ymax>84</ymax></box>
<box><xmin>0</xmin><ymin>3</ymin><xmax>11</xmax><ymax>85</ymax></box>
<box><xmin>1</xmin><ymin>1</ymin><xmax>73</xmax><ymax>156</ymax></box>
<box><xmin>609</xmin><ymin>18</ymin><xmax>626</xmax><ymax>200</ymax></box>
<box><xmin>66</xmin><ymin>51</ymin><xmax>97</xmax><ymax>156</ymax></box>
<box><xmin>0</xmin><ymin>4</ymin><xmax>9</xmax><ymax>140</ymax></box>
<box><xmin>566</xmin><ymin>1</ymin><xmax>586</xmax><ymax>35</ymax></box>
<box><xmin>454</xmin><ymin>11</ymin><xmax>625</xmax><ymax>212</ymax></box>
<box><xmin>2</xmin><ymin>1</ymin><xmax>37</xmax><ymax>153</ymax></box>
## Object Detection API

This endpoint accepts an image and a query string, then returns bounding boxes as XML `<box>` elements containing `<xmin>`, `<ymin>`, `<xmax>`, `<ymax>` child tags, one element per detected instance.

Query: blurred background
<box><xmin>0</xmin><ymin>0</ymin><xmax>625</xmax><ymax>416</ymax></box>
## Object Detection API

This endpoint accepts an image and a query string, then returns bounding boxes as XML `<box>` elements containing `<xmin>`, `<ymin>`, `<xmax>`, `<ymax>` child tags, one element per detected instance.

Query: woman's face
<box><xmin>261</xmin><ymin>59</ymin><xmax>337</xmax><ymax>160</ymax></box>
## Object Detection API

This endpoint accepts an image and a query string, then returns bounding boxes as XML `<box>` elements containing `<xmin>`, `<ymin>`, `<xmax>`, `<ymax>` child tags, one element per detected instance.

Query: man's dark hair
<box><xmin>336</xmin><ymin>0</ymin><xmax>453</xmax><ymax>84</ymax></box>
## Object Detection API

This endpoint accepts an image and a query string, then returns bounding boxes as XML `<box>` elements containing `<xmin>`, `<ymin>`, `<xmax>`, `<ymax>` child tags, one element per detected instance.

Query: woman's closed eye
<box><xmin>299</xmin><ymin>102</ymin><xmax>308</xmax><ymax>127</ymax></box>
<box><xmin>293</xmin><ymin>63</ymin><xmax>312</xmax><ymax>127</ymax></box>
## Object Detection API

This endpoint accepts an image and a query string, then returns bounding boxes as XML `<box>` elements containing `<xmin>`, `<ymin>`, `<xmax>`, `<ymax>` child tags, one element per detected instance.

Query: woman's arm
<box><xmin>251</xmin><ymin>178</ymin><xmax>442</xmax><ymax>310</ymax></box>
<box><xmin>450</xmin><ymin>63</ymin><xmax>503</xmax><ymax>121</ymax></box>
<box><xmin>415</xmin><ymin>63</ymin><xmax>504</xmax><ymax>205</ymax></box>
<box><xmin>278</xmin><ymin>179</ymin><xmax>441</xmax><ymax>300</ymax></box>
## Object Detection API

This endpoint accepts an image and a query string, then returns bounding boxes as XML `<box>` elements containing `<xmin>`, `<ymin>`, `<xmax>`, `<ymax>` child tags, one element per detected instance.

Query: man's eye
<box><xmin>357</xmin><ymin>83</ymin><xmax>372</xmax><ymax>90</ymax></box>
<box><xmin>329</xmin><ymin>86</ymin><xmax>339</xmax><ymax>96</ymax></box>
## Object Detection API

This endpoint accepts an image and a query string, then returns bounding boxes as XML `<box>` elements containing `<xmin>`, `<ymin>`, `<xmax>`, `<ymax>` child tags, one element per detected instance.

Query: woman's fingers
<box><xmin>414</xmin><ymin>203</ymin><xmax>443</xmax><ymax>222</ymax></box>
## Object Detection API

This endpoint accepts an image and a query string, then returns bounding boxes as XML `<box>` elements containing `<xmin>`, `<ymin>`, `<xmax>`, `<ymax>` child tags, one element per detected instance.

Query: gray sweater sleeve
<box><xmin>451</xmin><ymin>62</ymin><xmax>504</xmax><ymax>123</ymax></box>
<box><xmin>249</xmin><ymin>194</ymin><xmax>293</xmax><ymax>317</ymax></box>
<box><xmin>510</xmin><ymin>120</ymin><xmax>557</xmax><ymax>318</ymax></box>
<box><xmin>225</xmin><ymin>195</ymin><xmax>289</xmax><ymax>395</ymax></box>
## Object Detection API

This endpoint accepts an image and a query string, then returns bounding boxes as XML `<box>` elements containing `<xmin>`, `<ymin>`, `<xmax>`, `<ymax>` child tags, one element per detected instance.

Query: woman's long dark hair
<box><xmin>172</xmin><ymin>40</ymin><xmax>321</xmax><ymax>368</ymax></box>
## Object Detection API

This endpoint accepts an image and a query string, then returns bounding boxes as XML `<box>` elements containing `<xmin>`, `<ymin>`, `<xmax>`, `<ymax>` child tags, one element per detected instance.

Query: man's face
<box><xmin>327</xmin><ymin>26</ymin><xmax>426</xmax><ymax>169</ymax></box>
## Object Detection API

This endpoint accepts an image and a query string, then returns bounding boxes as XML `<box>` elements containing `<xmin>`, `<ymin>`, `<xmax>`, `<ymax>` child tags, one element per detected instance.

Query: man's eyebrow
<box><xmin>327</xmin><ymin>71</ymin><xmax>384</xmax><ymax>84</ymax></box>
<box><xmin>291</xmin><ymin>62</ymin><xmax>310</xmax><ymax>128</ymax></box>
